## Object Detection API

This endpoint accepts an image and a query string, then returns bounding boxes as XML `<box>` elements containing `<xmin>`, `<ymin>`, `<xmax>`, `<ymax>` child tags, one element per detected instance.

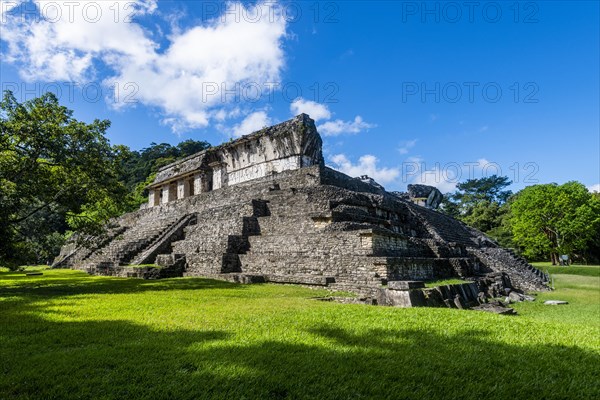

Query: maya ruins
<box><xmin>54</xmin><ymin>114</ymin><xmax>549</xmax><ymax>308</ymax></box>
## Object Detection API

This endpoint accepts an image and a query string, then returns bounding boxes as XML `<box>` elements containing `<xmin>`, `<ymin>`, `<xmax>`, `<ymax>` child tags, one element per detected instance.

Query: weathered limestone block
<box><xmin>387</xmin><ymin>281</ymin><xmax>426</xmax><ymax>290</ymax></box>
<box><xmin>405</xmin><ymin>184</ymin><xmax>443</xmax><ymax>209</ymax></box>
<box><xmin>544</xmin><ymin>300</ymin><xmax>568</xmax><ymax>305</ymax></box>
<box><xmin>377</xmin><ymin>288</ymin><xmax>426</xmax><ymax>307</ymax></box>
<box><xmin>193</xmin><ymin>173</ymin><xmax>203</xmax><ymax>194</ymax></box>
<box><xmin>379</xmin><ymin>282</ymin><xmax>483</xmax><ymax>309</ymax></box>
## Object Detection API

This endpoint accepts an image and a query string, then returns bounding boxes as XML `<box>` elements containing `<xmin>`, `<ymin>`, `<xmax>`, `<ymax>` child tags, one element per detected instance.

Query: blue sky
<box><xmin>1</xmin><ymin>0</ymin><xmax>598</xmax><ymax>193</ymax></box>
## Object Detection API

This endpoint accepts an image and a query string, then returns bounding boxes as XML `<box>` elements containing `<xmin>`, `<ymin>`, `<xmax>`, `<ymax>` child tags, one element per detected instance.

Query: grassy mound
<box><xmin>1</xmin><ymin>266</ymin><xmax>598</xmax><ymax>399</ymax></box>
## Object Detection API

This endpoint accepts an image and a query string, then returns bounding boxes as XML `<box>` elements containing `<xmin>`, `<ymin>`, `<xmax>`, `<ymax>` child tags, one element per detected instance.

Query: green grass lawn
<box><xmin>424</xmin><ymin>278</ymin><xmax>469</xmax><ymax>287</ymax></box>
<box><xmin>1</xmin><ymin>267</ymin><xmax>599</xmax><ymax>400</ymax></box>
<box><xmin>532</xmin><ymin>261</ymin><xmax>600</xmax><ymax>277</ymax></box>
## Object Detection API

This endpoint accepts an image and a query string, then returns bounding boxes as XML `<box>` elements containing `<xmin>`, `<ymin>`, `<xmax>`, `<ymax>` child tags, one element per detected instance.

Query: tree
<box><xmin>461</xmin><ymin>200</ymin><xmax>504</xmax><ymax>233</ymax></box>
<box><xmin>118</xmin><ymin>140</ymin><xmax>210</xmax><ymax>193</ymax></box>
<box><xmin>450</xmin><ymin>175</ymin><xmax>512</xmax><ymax>208</ymax></box>
<box><xmin>509</xmin><ymin>182</ymin><xmax>600</xmax><ymax>264</ymax></box>
<box><xmin>441</xmin><ymin>175</ymin><xmax>513</xmax><ymax>245</ymax></box>
<box><xmin>0</xmin><ymin>91</ymin><xmax>126</xmax><ymax>267</ymax></box>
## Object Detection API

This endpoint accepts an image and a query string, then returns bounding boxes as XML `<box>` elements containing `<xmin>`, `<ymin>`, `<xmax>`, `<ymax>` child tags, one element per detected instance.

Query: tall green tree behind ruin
<box><xmin>441</xmin><ymin>175</ymin><xmax>513</xmax><ymax>246</ymax></box>
<box><xmin>509</xmin><ymin>182</ymin><xmax>600</xmax><ymax>264</ymax></box>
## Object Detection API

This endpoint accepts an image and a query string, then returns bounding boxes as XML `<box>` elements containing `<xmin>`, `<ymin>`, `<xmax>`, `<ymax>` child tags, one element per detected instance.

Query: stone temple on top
<box><xmin>54</xmin><ymin>114</ymin><xmax>548</xmax><ymax>307</ymax></box>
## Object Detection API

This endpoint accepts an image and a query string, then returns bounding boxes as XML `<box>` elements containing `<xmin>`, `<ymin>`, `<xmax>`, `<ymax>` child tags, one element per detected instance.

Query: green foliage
<box><xmin>129</xmin><ymin>173</ymin><xmax>158</xmax><ymax>210</ymax></box>
<box><xmin>461</xmin><ymin>200</ymin><xmax>502</xmax><ymax>232</ymax></box>
<box><xmin>115</xmin><ymin>139</ymin><xmax>210</xmax><ymax>212</ymax></box>
<box><xmin>0</xmin><ymin>269</ymin><xmax>598</xmax><ymax>399</ymax></box>
<box><xmin>510</xmin><ymin>182</ymin><xmax>600</xmax><ymax>264</ymax></box>
<box><xmin>441</xmin><ymin>175</ymin><xmax>513</xmax><ymax>243</ymax></box>
<box><xmin>118</xmin><ymin>139</ymin><xmax>210</xmax><ymax>193</ymax></box>
<box><xmin>453</xmin><ymin>175</ymin><xmax>513</xmax><ymax>205</ymax></box>
<box><xmin>65</xmin><ymin>192</ymin><xmax>126</xmax><ymax>235</ymax></box>
<box><xmin>0</xmin><ymin>91</ymin><xmax>126</xmax><ymax>267</ymax></box>
<box><xmin>424</xmin><ymin>278</ymin><xmax>470</xmax><ymax>287</ymax></box>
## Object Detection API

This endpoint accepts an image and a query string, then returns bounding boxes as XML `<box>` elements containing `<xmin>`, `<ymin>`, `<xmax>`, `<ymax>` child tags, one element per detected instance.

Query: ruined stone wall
<box><xmin>146</xmin><ymin>114</ymin><xmax>323</xmax><ymax>207</ymax></box>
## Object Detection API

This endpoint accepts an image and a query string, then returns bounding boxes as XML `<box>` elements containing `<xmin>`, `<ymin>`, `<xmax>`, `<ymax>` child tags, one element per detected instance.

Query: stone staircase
<box><xmin>406</xmin><ymin>203</ymin><xmax>479</xmax><ymax>246</ymax></box>
<box><xmin>469</xmin><ymin>247</ymin><xmax>549</xmax><ymax>291</ymax></box>
<box><xmin>53</xmin><ymin>226</ymin><xmax>128</xmax><ymax>269</ymax></box>
<box><xmin>82</xmin><ymin>215</ymin><xmax>182</xmax><ymax>272</ymax></box>
<box><xmin>403</xmin><ymin>199</ymin><xmax>549</xmax><ymax>291</ymax></box>
<box><xmin>129</xmin><ymin>214</ymin><xmax>197</xmax><ymax>265</ymax></box>
<box><xmin>237</xmin><ymin>189</ymin><xmax>385</xmax><ymax>291</ymax></box>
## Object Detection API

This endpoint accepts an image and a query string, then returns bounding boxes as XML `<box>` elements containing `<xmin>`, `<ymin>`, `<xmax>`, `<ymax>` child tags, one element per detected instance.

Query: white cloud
<box><xmin>405</xmin><ymin>157</ymin><xmax>499</xmax><ymax>194</ymax></box>
<box><xmin>1</xmin><ymin>1</ymin><xmax>287</xmax><ymax>132</ymax></box>
<box><xmin>2</xmin><ymin>1</ymin><xmax>158</xmax><ymax>81</ymax></box>
<box><xmin>318</xmin><ymin>116</ymin><xmax>375</xmax><ymax>136</ymax></box>
<box><xmin>0</xmin><ymin>0</ymin><xmax>21</xmax><ymax>23</ymax></box>
<box><xmin>291</xmin><ymin>98</ymin><xmax>376</xmax><ymax>138</ymax></box>
<box><xmin>588</xmin><ymin>183</ymin><xmax>600</xmax><ymax>193</ymax></box>
<box><xmin>329</xmin><ymin>154</ymin><xmax>399</xmax><ymax>184</ymax></box>
<box><xmin>214</xmin><ymin>108</ymin><xmax>241</xmax><ymax>122</ymax></box>
<box><xmin>289</xmin><ymin>98</ymin><xmax>331</xmax><ymax>122</ymax></box>
<box><xmin>398</xmin><ymin>139</ymin><xmax>417</xmax><ymax>155</ymax></box>
<box><xmin>232</xmin><ymin>111</ymin><xmax>271</xmax><ymax>138</ymax></box>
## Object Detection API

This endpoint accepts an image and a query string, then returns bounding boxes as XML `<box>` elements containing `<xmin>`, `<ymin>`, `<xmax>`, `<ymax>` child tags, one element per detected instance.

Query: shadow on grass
<box><xmin>1</xmin><ymin>304</ymin><xmax>599</xmax><ymax>400</ymax></box>
<box><xmin>0</xmin><ymin>271</ymin><xmax>244</xmax><ymax>300</ymax></box>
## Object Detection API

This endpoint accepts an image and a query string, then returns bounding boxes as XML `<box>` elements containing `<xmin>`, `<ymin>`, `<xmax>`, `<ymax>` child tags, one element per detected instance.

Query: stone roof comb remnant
<box><xmin>407</xmin><ymin>184</ymin><xmax>443</xmax><ymax>209</ymax></box>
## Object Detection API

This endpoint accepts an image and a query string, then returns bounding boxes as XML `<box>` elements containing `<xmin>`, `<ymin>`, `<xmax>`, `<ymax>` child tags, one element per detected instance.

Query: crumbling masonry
<box><xmin>54</xmin><ymin>114</ymin><xmax>549</xmax><ymax>303</ymax></box>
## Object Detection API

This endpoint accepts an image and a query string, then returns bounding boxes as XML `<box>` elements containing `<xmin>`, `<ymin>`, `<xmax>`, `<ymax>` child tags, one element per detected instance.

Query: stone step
<box><xmin>264</xmin><ymin>274</ymin><xmax>335</xmax><ymax>286</ymax></box>
<box><xmin>186</xmin><ymin>252</ymin><xmax>241</xmax><ymax>274</ymax></box>
<box><xmin>130</xmin><ymin>214</ymin><xmax>196</xmax><ymax>265</ymax></box>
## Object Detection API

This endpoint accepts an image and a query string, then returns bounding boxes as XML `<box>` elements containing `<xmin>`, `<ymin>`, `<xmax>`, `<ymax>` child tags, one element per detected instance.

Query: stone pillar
<box><xmin>161</xmin><ymin>185</ymin><xmax>170</xmax><ymax>204</ymax></box>
<box><xmin>148</xmin><ymin>190</ymin><xmax>155</xmax><ymax>207</ymax></box>
<box><xmin>194</xmin><ymin>173</ymin><xmax>203</xmax><ymax>194</ymax></box>
<box><xmin>213</xmin><ymin>169</ymin><xmax>222</xmax><ymax>190</ymax></box>
<box><xmin>148</xmin><ymin>188</ymin><xmax>161</xmax><ymax>207</ymax></box>
<box><xmin>210</xmin><ymin>162</ymin><xmax>228</xmax><ymax>190</ymax></box>
<box><xmin>177</xmin><ymin>179</ymin><xmax>189</xmax><ymax>200</ymax></box>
